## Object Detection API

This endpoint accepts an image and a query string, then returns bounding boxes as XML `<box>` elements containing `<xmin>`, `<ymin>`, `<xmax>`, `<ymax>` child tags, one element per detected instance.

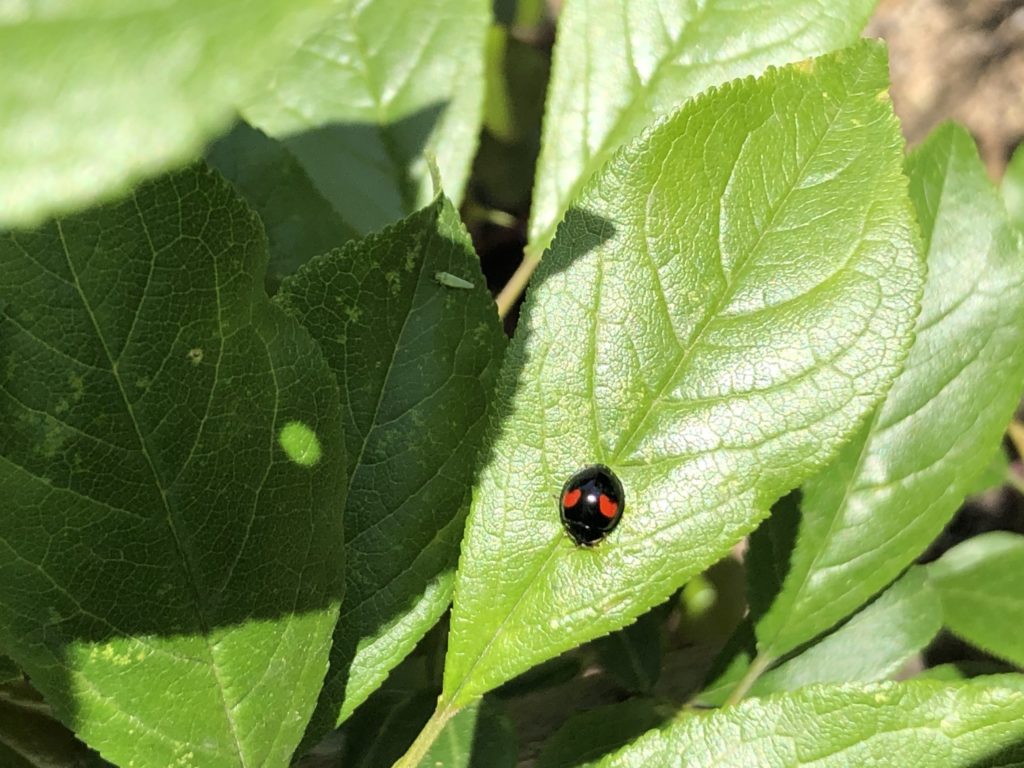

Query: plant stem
<box><xmin>723</xmin><ymin>653</ymin><xmax>774</xmax><ymax>707</ymax></box>
<box><xmin>391</xmin><ymin>699</ymin><xmax>458</xmax><ymax>768</ymax></box>
<box><xmin>496</xmin><ymin>254</ymin><xmax>540</xmax><ymax>318</ymax></box>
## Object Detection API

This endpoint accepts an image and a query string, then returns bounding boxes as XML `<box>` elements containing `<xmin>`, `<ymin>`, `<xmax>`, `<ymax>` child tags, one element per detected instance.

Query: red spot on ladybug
<box><xmin>598</xmin><ymin>494</ymin><xmax>618</xmax><ymax>519</ymax></box>
<box><xmin>559</xmin><ymin>464</ymin><xmax>625</xmax><ymax>546</ymax></box>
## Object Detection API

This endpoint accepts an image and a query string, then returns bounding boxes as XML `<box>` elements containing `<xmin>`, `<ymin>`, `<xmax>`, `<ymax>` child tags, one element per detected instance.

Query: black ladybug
<box><xmin>559</xmin><ymin>464</ymin><xmax>625</xmax><ymax>546</ymax></box>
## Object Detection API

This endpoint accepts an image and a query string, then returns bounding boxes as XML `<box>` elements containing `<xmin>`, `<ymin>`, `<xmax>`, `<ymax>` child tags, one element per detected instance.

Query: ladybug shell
<box><xmin>559</xmin><ymin>464</ymin><xmax>625</xmax><ymax>546</ymax></box>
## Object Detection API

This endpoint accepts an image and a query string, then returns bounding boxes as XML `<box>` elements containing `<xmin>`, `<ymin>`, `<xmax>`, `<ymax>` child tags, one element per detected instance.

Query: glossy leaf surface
<box><xmin>755</xmin><ymin>123</ymin><xmax>1024</xmax><ymax>658</ymax></box>
<box><xmin>599</xmin><ymin>682</ymin><xmax>1024</xmax><ymax>767</ymax></box>
<box><xmin>528</xmin><ymin>0</ymin><xmax>877</xmax><ymax>255</ymax></box>
<box><xmin>245</xmin><ymin>0</ymin><xmax>489</xmax><ymax>235</ymax></box>
<box><xmin>443</xmin><ymin>43</ymin><xmax>922</xmax><ymax>707</ymax></box>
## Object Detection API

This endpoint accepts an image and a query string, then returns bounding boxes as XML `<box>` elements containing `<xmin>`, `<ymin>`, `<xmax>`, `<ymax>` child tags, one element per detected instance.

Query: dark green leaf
<box><xmin>916</xmin><ymin>662</ymin><xmax>1019</xmax><ymax>683</ymax></box>
<box><xmin>0</xmin><ymin>165</ymin><xmax>346</xmax><ymax>766</ymax></box>
<box><xmin>928</xmin><ymin>531</ymin><xmax>1024</xmax><ymax>668</ymax></box>
<box><xmin>0</xmin><ymin>654</ymin><xmax>21</xmax><ymax>685</ymax></box>
<box><xmin>494</xmin><ymin>655</ymin><xmax>583</xmax><ymax>700</ymax></box>
<box><xmin>443</xmin><ymin>41</ymin><xmax>922</xmax><ymax>707</ymax></box>
<box><xmin>207</xmin><ymin>122</ymin><xmax>359</xmax><ymax>286</ymax></box>
<box><xmin>421</xmin><ymin>698</ymin><xmax>517</xmax><ymax>768</ymax></box>
<box><xmin>594</xmin><ymin>602</ymin><xmax>666</xmax><ymax>694</ymax></box>
<box><xmin>536</xmin><ymin>699</ymin><xmax>670</xmax><ymax>768</ymax></box>
<box><xmin>755</xmin><ymin>123</ymin><xmax>1024</xmax><ymax>659</ymax></box>
<box><xmin>343</xmin><ymin>690</ymin><xmax>436</xmax><ymax>768</ymax></box>
<box><xmin>276</xmin><ymin>195</ymin><xmax>506</xmax><ymax>739</ymax></box>
<box><xmin>0</xmin><ymin>683</ymin><xmax>110</xmax><ymax>768</ymax></box>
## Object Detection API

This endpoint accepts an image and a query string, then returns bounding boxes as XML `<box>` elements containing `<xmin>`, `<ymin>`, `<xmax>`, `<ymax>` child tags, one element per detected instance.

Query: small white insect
<box><xmin>434</xmin><ymin>271</ymin><xmax>474</xmax><ymax>289</ymax></box>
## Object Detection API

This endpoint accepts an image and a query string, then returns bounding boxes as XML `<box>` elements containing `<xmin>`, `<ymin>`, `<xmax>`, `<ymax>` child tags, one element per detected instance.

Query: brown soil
<box><xmin>869</xmin><ymin>0</ymin><xmax>1024</xmax><ymax>176</ymax></box>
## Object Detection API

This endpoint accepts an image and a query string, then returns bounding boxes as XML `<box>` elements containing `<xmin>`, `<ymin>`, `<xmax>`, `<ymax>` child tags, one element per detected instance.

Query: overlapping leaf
<box><xmin>701</xmin><ymin>568</ymin><xmax>942</xmax><ymax>705</ymax></box>
<box><xmin>0</xmin><ymin>0</ymin><xmax>332</xmax><ymax>229</ymax></box>
<box><xmin>0</xmin><ymin>683</ymin><xmax>110</xmax><ymax>768</ymax></box>
<box><xmin>442</xmin><ymin>42</ymin><xmax>922</xmax><ymax>708</ymax></box>
<box><xmin>536</xmin><ymin>699</ymin><xmax>670</xmax><ymax>768</ymax></box>
<box><xmin>754</xmin><ymin>123</ymin><xmax>1024</xmax><ymax>660</ymax></box>
<box><xmin>207</xmin><ymin>122</ymin><xmax>359</xmax><ymax>286</ymax></box>
<box><xmin>527</xmin><ymin>0</ymin><xmax>877</xmax><ymax>256</ymax></box>
<box><xmin>599</xmin><ymin>682</ymin><xmax>1024</xmax><ymax>767</ymax></box>
<box><xmin>245</xmin><ymin>0</ymin><xmax>489</xmax><ymax>235</ymax></box>
<box><xmin>276</xmin><ymin>196</ymin><xmax>506</xmax><ymax>740</ymax></box>
<box><xmin>928</xmin><ymin>531</ymin><xmax>1024</xmax><ymax>668</ymax></box>
<box><xmin>421</xmin><ymin>698</ymin><xmax>517</xmax><ymax>768</ymax></box>
<box><xmin>0</xmin><ymin>166</ymin><xmax>346</xmax><ymax>767</ymax></box>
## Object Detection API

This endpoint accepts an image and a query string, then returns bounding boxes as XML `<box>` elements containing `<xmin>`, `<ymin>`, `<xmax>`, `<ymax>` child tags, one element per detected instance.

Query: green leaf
<box><xmin>598</xmin><ymin>681</ymin><xmax>1024</xmax><ymax>767</ymax></box>
<box><xmin>343</xmin><ymin>690</ymin><xmax>436</xmax><ymax>768</ymax></box>
<box><xmin>593</xmin><ymin>601</ymin><xmax>667</xmax><ymax>694</ymax></box>
<box><xmin>0</xmin><ymin>655</ymin><xmax>21</xmax><ymax>686</ymax></box>
<box><xmin>276</xmin><ymin>196</ymin><xmax>506</xmax><ymax>739</ymax></box>
<box><xmin>966</xmin><ymin>448</ymin><xmax>1009</xmax><ymax>497</ymax></box>
<box><xmin>207</xmin><ymin>122</ymin><xmax>359</xmax><ymax>287</ymax></box>
<box><xmin>527</xmin><ymin>0</ymin><xmax>877</xmax><ymax>256</ymax></box>
<box><xmin>421</xmin><ymin>698</ymin><xmax>517</xmax><ymax>768</ymax></box>
<box><xmin>0</xmin><ymin>0</ymin><xmax>333</xmax><ymax>229</ymax></box>
<box><xmin>0</xmin><ymin>685</ymin><xmax>110</xmax><ymax>768</ymax></box>
<box><xmin>443</xmin><ymin>42</ymin><xmax>922</xmax><ymax>707</ymax></box>
<box><xmin>928</xmin><ymin>531</ymin><xmax>1024</xmax><ymax>668</ymax></box>
<box><xmin>536</xmin><ymin>699</ymin><xmax>670</xmax><ymax>768</ymax></box>
<box><xmin>494</xmin><ymin>655</ymin><xmax>582</xmax><ymax>699</ymax></box>
<box><xmin>244</xmin><ymin>0</ymin><xmax>490</xmax><ymax>235</ymax></box>
<box><xmin>0</xmin><ymin>166</ymin><xmax>346</xmax><ymax>767</ymax></box>
<box><xmin>699</xmin><ymin>568</ymin><xmax>941</xmax><ymax>705</ymax></box>
<box><xmin>754</xmin><ymin>123</ymin><xmax>1024</xmax><ymax>659</ymax></box>
<box><xmin>753</xmin><ymin>567</ymin><xmax>942</xmax><ymax>694</ymax></box>
<box><xmin>1002</xmin><ymin>142</ymin><xmax>1024</xmax><ymax>231</ymax></box>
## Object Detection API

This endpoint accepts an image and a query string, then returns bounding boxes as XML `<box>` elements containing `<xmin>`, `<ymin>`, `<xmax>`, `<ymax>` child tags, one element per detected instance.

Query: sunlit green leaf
<box><xmin>527</xmin><ymin>0</ymin><xmax>877</xmax><ymax>256</ymax></box>
<box><xmin>1002</xmin><ymin>142</ymin><xmax>1024</xmax><ymax>231</ymax></box>
<box><xmin>245</xmin><ymin>0</ymin><xmax>489</xmax><ymax>235</ymax></box>
<box><xmin>443</xmin><ymin>42</ymin><xmax>922</xmax><ymax>707</ymax></box>
<box><xmin>928</xmin><ymin>531</ymin><xmax>1024</xmax><ymax>668</ymax></box>
<box><xmin>699</xmin><ymin>568</ymin><xmax>941</xmax><ymax>705</ymax></box>
<box><xmin>754</xmin><ymin>568</ymin><xmax>941</xmax><ymax>694</ymax></box>
<box><xmin>599</xmin><ymin>682</ymin><xmax>1024</xmax><ymax>767</ymax></box>
<box><xmin>754</xmin><ymin>123</ymin><xmax>1024</xmax><ymax>659</ymax></box>
<box><xmin>0</xmin><ymin>0</ymin><xmax>332</xmax><ymax>229</ymax></box>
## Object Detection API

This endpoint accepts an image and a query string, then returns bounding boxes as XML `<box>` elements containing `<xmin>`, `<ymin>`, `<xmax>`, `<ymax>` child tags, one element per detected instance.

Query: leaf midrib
<box><xmin>609</xmin><ymin>59</ymin><xmax>872</xmax><ymax>462</ymax></box>
<box><xmin>56</xmin><ymin>214</ymin><xmax>250</xmax><ymax>766</ymax></box>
